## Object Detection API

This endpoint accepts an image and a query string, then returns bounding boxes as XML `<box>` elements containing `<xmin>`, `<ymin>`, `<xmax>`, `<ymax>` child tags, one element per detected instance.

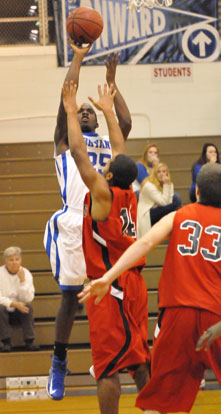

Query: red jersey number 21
<box><xmin>120</xmin><ymin>207</ymin><xmax>136</xmax><ymax>238</ymax></box>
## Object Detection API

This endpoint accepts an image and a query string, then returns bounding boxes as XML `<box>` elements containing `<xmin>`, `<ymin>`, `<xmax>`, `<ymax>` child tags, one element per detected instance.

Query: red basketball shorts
<box><xmin>136</xmin><ymin>307</ymin><xmax>221</xmax><ymax>413</ymax></box>
<box><xmin>86</xmin><ymin>268</ymin><xmax>151</xmax><ymax>380</ymax></box>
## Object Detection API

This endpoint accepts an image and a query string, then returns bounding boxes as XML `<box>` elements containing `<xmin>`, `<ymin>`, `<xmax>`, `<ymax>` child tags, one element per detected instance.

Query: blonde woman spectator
<box><xmin>133</xmin><ymin>143</ymin><xmax>182</xmax><ymax>208</ymax></box>
<box><xmin>137</xmin><ymin>163</ymin><xmax>180</xmax><ymax>238</ymax></box>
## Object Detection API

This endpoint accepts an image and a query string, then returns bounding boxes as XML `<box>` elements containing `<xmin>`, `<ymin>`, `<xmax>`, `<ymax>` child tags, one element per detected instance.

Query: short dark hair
<box><xmin>109</xmin><ymin>154</ymin><xmax>138</xmax><ymax>189</ymax></box>
<box><xmin>197</xmin><ymin>163</ymin><xmax>221</xmax><ymax>207</ymax></box>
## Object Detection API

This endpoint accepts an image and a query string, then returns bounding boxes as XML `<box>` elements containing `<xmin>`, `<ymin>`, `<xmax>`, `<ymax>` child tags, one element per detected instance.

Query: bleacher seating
<box><xmin>0</xmin><ymin>137</ymin><xmax>220</xmax><ymax>385</ymax></box>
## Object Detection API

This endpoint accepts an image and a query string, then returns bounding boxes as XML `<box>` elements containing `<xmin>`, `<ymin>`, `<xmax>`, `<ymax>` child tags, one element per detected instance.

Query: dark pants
<box><xmin>190</xmin><ymin>188</ymin><xmax>197</xmax><ymax>203</ymax></box>
<box><xmin>0</xmin><ymin>304</ymin><xmax>35</xmax><ymax>343</ymax></box>
<box><xmin>150</xmin><ymin>192</ymin><xmax>182</xmax><ymax>227</ymax></box>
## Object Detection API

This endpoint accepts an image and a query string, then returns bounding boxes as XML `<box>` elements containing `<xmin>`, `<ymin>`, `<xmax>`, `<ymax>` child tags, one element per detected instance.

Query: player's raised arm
<box><xmin>88</xmin><ymin>83</ymin><xmax>125</xmax><ymax>157</ymax></box>
<box><xmin>78</xmin><ymin>211</ymin><xmax>175</xmax><ymax>304</ymax></box>
<box><xmin>105</xmin><ymin>53</ymin><xmax>132</xmax><ymax>141</ymax></box>
<box><xmin>55</xmin><ymin>41</ymin><xmax>92</xmax><ymax>155</ymax></box>
<box><xmin>62</xmin><ymin>80</ymin><xmax>112</xmax><ymax>221</ymax></box>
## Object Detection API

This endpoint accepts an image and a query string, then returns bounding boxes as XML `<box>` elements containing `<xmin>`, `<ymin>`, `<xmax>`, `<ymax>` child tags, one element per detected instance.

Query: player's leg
<box><xmin>199</xmin><ymin>310</ymin><xmax>221</xmax><ymax>384</ymax></box>
<box><xmin>47</xmin><ymin>289</ymin><xmax>82</xmax><ymax>400</ymax></box>
<box><xmin>97</xmin><ymin>372</ymin><xmax>121</xmax><ymax>414</ymax></box>
<box><xmin>133</xmin><ymin>362</ymin><xmax>150</xmax><ymax>391</ymax></box>
<box><xmin>45</xmin><ymin>210</ymin><xmax>86</xmax><ymax>400</ymax></box>
<box><xmin>127</xmin><ymin>269</ymin><xmax>151</xmax><ymax>391</ymax></box>
<box><xmin>136</xmin><ymin>308</ymin><xmax>204</xmax><ymax>413</ymax></box>
<box><xmin>55</xmin><ymin>289</ymin><xmax>81</xmax><ymax>342</ymax></box>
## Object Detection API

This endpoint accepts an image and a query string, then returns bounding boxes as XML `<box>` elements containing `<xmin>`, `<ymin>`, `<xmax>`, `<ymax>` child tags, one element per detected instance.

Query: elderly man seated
<box><xmin>0</xmin><ymin>246</ymin><xmax>39</xmax><ymax>352</ymax></box>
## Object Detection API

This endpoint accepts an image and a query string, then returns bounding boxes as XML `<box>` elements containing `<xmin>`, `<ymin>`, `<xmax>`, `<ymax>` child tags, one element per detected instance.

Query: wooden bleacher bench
<box><xmin>0</xmin><ymin>138</ymin><xmax>220</xmax><ymax>384</ymax></box>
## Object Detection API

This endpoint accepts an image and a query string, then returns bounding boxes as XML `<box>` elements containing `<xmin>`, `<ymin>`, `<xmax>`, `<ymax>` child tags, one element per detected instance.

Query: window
<box><xmin>0</xmin><ymin>0</ymin><xmax>55</xmax><ymax>45</ymax></box>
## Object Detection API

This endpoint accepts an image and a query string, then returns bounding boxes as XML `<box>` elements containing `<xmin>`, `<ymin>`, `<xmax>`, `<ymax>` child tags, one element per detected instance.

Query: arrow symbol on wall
<box><xmin>192</xmin><ymin>32</ymin><xmax>212</xmax><ymax>57</ymax></box>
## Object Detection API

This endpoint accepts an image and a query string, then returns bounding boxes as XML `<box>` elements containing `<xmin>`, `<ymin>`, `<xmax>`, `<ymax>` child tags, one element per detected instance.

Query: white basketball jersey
<box><xmin>55</xmin><ymin>132</ymin><xmax>112</xmax><ymax>209</ymax></box>
<box><xmin>44</xmin><ymin>132</ymin><xmax>112</xmax><ymax>288</ymax></box>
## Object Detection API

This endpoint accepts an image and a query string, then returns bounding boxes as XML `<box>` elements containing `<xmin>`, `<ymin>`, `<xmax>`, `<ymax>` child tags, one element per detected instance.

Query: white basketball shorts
<box><xmin>44</xmin><ymin>205</ymin><xmax>86</xmax><ymax>289</ymax></box>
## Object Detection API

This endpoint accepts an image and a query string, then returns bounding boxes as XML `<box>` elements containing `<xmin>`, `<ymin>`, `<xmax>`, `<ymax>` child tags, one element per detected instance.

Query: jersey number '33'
<box><xmin>177</xmin><ymin>220</ymin><xmax>221</xmax><ymax>262</ymax></box>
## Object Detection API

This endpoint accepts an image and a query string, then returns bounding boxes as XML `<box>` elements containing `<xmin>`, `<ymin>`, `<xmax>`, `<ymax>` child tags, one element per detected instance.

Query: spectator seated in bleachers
<box><xmin>133</xmin><ymin>143</ymin><xmax>159</xmax><ymax>196</ymax></box>
<box><xmin>137</xmin><ymin>163</ymin><xmax>180</xmax><ymax>239</ymax></box>
<box><xmin>133</xmin><ymin>142</ymin><xmax>182</xmax><ymax>208</ymax></box>
<box><xmin>0</xmin><ymin>246</ymin><xmax>39</xmax><ymax>352</ymax></box>
<box><xmin>190</xmin><ymin>142</ymin><xmax>220</xmax><ymax>202</ymax></box>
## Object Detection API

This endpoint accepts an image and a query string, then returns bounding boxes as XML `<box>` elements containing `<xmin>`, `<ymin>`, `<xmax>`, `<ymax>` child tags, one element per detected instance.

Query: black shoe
<box><xmin>0</xmin><ymin>344</ymin><xmax>12</xmax><ymax>352</ymax></box>
<box><xmin>25</xmin><ymin>343</ymin><xmax>40</xmax><ymax>351</ymax></box>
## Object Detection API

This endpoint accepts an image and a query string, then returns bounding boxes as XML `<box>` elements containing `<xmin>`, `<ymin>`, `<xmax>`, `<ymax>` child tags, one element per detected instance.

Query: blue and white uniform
<box><xmin>44</xmin><ymin>132</ymin><xmax>112</xmax><ymax>290</ymax></box>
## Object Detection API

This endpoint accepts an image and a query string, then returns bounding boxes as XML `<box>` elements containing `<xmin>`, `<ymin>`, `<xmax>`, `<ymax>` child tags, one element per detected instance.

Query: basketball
<box><xmin>66</xmin><ymin>7</ymin><xmax>103</xmax><ymax>45</ymax></box>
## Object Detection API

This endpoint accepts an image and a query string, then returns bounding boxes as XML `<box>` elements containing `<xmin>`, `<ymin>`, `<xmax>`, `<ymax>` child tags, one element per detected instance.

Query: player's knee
<box><xmin>61</xmin><ymin>290</ymin><xmax>79</xmax><ymax>310</ymax></box>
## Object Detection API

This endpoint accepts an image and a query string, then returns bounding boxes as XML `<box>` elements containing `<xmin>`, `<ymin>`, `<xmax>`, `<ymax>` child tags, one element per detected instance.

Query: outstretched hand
<box><xmin>62</xmin><ymin>80</ymin><xmax>78</xmax><ymax>114</ymax></box>
<box><xmin>78</xmin><ymin>278</ymin><xmax>110</xmax><ymax>305</ymax></box>
<box><xmin>68</xmin><ymin>38</ymin><xmax>93</xmax><ymax>58</ymax></box>
<box><xmin>105</xmin><ymin>52</ymin><xmax>120</xmax><ymax>85</ymax></box>
<box><xmin>88</xmin><ymin>83</ymin><xmax>116</xmax><ymax>113</ymax></box>
<box><xmin>196</xmin><ymin>322</ymin><xmax>221</xmax><ymax>351</ymax></box>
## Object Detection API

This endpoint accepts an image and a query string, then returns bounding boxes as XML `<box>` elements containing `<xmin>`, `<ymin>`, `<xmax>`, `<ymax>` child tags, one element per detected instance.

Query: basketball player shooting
<box><xmin>44</xmin><ymin>37</ymin><xmax>132</xmax><ymax>401</ymax></box>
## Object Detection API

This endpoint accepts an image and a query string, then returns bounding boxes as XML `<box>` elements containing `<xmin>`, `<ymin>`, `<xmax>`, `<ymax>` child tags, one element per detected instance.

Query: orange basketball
<box><xmin>66</xmin><ymin>6</ymin><xmax>103</xmax><ymax>45</ymax></box>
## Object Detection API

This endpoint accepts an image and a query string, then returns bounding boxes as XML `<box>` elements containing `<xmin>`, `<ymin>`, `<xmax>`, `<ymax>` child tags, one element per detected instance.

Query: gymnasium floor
<box><xmin>0</xmin><ymin>389</ymin><xmax>221</xmax><ymax>414</ymax></box>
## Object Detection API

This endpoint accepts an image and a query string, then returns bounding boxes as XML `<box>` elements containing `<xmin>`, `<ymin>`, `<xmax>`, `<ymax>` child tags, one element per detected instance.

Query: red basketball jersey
<box><xmin>83</xmin><ymin>187</ymin><xmax>146</xmax><ymax>279</ymax></box>
<box><xmin>159</xmin><ymin>203</ymin><xmax>221</xmax><ymax>315</ymax></box>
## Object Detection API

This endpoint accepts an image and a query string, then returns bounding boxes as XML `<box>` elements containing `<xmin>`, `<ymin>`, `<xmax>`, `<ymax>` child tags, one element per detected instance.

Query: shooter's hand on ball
<box><xmin>68</xmin><ymin>38</ymin><xmax>93</xmax><ymax>58</ymax></box>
